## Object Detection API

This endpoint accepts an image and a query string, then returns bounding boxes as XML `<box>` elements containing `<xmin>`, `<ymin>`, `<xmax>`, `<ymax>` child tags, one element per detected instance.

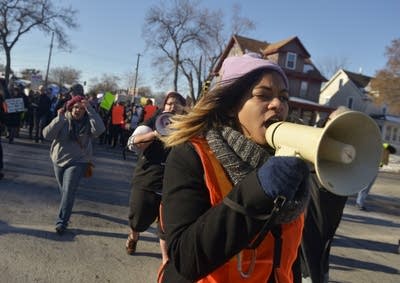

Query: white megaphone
<box><xmin>155</xmin><ymin>112</ymin><xmax>174</xmax><ymax>136</ymax></box>
<box><xmin>265</xmin><ymin>111</ymin><xmax>382</xmax><ymax>196</ymax></box>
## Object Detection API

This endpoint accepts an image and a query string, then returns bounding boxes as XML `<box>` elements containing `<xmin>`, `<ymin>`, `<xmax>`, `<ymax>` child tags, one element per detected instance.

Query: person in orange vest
<box><xmin>159</xmin><ymin>53</ymin><xmax>310</xmax><ymax>282</ymax></box>
<box><xmin>143</xmin><ymin>98</ymin><xmax>158</xmax><ymax>122</ymax></box>
<box><xmin>110</xmin><ymin>101</ymin><xmax>126</xmax><ymax>148</ymax></box>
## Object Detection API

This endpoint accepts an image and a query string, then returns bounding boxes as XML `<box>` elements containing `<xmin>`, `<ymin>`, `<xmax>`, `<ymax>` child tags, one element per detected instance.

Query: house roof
<box><xmin>214</xmin><ymin>34</ymin><xmax>317</xmax><ymax>77</ymax></box>
<box><xmin>342</xmin><ymin>69</ymin><xmax>372</xmax><ymax>88</ymax></box>
<box><xmin>263</xmin><ymin>36</ymin><xmax>311</xmax><ymax>58</ymax></box>
<box><xmin>213</xmin><ymin>34</ymin><xmax>268</xmax><ymax>74</ymax></box>
<box><xmin>234</xmin><ymin>34</ymin><xmax>269</xmax><ymax>54</ymax></box>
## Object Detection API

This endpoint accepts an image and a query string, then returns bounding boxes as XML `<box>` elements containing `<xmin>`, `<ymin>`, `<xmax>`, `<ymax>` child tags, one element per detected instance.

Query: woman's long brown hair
<box><xmin>162</xmin><ymin>69</ymin><xmax>273</xmax><ymax>147</ymax></box>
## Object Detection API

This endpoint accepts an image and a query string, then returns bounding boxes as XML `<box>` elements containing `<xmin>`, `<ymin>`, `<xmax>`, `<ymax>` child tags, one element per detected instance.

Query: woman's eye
<box><xmin>253</xmin><ymin>92</ymin><xmax>273</xmax><ymax>101</ymax></box>
<box><xmin>279</xmin><ymin>96</ymin><xmax>289</xmax><ymax>103</ymax></box>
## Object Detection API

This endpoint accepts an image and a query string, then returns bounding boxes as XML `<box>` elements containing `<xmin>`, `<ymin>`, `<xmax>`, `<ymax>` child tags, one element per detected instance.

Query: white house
<box><xmin>319</xmin><ymin>69</ymin><xmax>400</xmax><ymax>153</ymax></box>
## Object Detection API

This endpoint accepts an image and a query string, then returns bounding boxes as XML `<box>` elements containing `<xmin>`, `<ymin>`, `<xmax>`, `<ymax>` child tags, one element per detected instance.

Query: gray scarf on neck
<box><xmin>206</xmin><ymin>127</ymin><xmax>270</xmax><ymax>185</ymax></box>
<box><xmin>206</xmin><ymin>126</ymin><xmax>309</xmax><ymax>224</ymax></box>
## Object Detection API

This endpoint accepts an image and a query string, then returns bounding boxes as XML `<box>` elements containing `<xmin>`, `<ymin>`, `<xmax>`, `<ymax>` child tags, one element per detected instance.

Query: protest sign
<box><xmin>5</xmin><ymin>98</ymin><xmax>25</xmax><ymax>113</ymax></box>
<box><xmin>100</xmin><ymin>92</ymin><xmax>115</xmax><ymax>111</ymax></box>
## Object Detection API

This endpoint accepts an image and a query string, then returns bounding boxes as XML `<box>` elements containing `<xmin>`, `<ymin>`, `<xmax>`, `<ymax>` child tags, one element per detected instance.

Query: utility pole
<box><xmin>133</xmin><ymin>53</ymin><xmax>141</xmax><ymax>97</ymax></box>
<box><xmin>44</xmin><ymin>31</ymin><xmax>54</xmax><ymax>88</ymax></box>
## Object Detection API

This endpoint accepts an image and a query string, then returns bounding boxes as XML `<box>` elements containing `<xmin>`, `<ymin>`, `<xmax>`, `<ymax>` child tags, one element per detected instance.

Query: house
<box><xmin>319</xmin><ymin>69</ymin><xmax>400</xmax><ymax>153</ymax></box>
<box><xmin>213</xmin><ymin>34</ymin><xmax>332</xmax><ymax>125</ymax></box>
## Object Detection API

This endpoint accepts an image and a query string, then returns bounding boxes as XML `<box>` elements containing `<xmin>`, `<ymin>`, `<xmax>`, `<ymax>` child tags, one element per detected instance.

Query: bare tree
<box><xmin>316</xmin><ymin>56</ymin><xmax>349</xmax><ymax>79</ymax></box>
<box><xmin>0</xmin><ymin>0</ymin><xmax>78</xmax><ymax>95</ymax></box>
<box><xmin>49</xmin><ymin>66</ymin><xmax>81</xmax><ymax>86</ymax></box>
<box><xmin>143</xmin><ymin>0</ymin><xmax>209</xmax><ymax>93</ymax></box>
<box><xmin>143</xmin><ymin>0</ymin><xmax>254</xmax><ymax>102</ymax></box>
<box><xmin>88</xmin><ymin>74</ymin><xmax>120</xmax><ymax>94</ymax></box>
<box><xmin>371</xmin><ymin>38</ymin><xmax>400</xmax><ymax>114</ymax></box>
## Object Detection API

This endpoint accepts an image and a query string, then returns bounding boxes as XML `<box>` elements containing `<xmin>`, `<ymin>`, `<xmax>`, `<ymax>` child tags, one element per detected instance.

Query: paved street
<box><xmin>0</xmin><ymin>130</ymin><xmax>399</xmax><ymax>282</ymax></box>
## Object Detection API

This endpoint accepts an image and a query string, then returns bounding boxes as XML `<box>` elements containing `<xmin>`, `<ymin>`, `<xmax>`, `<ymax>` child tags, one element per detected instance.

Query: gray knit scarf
<box><xmin>206</xmin><ymin>127</ymin><xmax>270</xmax><ymax>185</ymax></box>
<box><xmin>205</xmin><ymin>126</ymin><xmax>310</xmax><ymax>224</ymax></box>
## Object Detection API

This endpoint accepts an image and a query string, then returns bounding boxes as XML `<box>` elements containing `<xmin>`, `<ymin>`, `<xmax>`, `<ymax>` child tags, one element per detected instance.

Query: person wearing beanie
<box><xmin>158</xmin><ymin>53</ymin><xmax>311</xmax><ymax>282</ymax></box>
<box><xmin>43</xmin><ymin>96</ymin><xmax>105</xmax><ymax>235</ymax></box>
<box><xmin>125</xmin><ymin>91</ymin><xmax>187</xmax><ymax>265</ymax></box>
<box><xmin>69</xmin><ymin>83</ymin><xmax>85</xmax><ymax>97</ymax></box>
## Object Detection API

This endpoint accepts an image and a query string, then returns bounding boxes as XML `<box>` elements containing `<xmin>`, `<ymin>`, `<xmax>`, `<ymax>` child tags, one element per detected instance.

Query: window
<box><xmin>286</xmin><ymin>52</ymin><xmax>297</xmax><ymax>70</ymax></box>
<box><xmin>339</xmin><ymin>79</ymin><xmax>343</xmax><ymax>88</ymax></box>
<box><xmin>347</xmin><ymin>97</ymin><xmax>354</xmax><ymax>109</ymax></box>
<box><xmin>299</xmin><ymin>81</ymin><xmax>308</xmax><ymax>98</ymax></box>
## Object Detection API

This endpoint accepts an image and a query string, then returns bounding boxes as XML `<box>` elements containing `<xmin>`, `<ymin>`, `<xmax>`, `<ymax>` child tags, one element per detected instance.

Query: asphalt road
<box><xmin>0</xmin><ymin>130</ymin><xmax>399</xmax><ymax>283</ymax></box>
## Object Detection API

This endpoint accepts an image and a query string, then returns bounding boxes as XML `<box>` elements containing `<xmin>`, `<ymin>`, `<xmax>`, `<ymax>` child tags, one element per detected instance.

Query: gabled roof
<box><xmin>234</xmin><ymin>34</ymin><xmax>269</xmax><ymax>53</ymax></box>
<box><xmin>263</xmin><ymin>36</ymin><xmax>310</xmax><ymax>58</ymax></box>
<box><xmin>342</xmin><ymin>69</ymin><xmax>372</xmax><ymax>88</ymax></box>
<box><xmin>213</xmin><ymin>34</ymin><xmax>268</xmax><ymax>74</ymax></box>
<box><xmin>214</xmin><ymin>34</ymin><xmax>314</xmax><ymax>76</ymax></box>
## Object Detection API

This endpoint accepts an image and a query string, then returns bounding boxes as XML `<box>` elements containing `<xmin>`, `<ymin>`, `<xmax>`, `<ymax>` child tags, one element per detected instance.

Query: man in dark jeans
<box><xmin>34</xmin><ymin>85</ymin><xmax>51</xmax><ymax>143</ymax></box>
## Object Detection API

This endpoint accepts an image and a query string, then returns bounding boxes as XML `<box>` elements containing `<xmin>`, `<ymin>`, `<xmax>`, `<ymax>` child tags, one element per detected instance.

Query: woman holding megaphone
<box><xmin>125</xmin><ymin>91</ymin><xmax>186</xmax><ymax>265</ymax></box>
<box><xmin>158</xmin><ymin>53</ymin><xmax>310</xmax><ymax>282</ymax></box>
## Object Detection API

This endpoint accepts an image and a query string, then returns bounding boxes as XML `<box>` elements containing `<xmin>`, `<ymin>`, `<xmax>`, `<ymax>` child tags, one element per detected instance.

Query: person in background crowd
<box><xmin>0</xmin><ymin>92</ymin><xmax>5</xmax><ymax>179</ymax></box>
<box><xmin>355</xmin><ymin>142</ymin><xmax>396</xmax><ymax>211</ymax></box>
<box><xmin>125</xmin><ymin>91</ymin><xmax>187</xmax><ymax>267</ymax></box>
<box><xmin>4</xmin><ymin>86</ymin><xmax>22</xmax><ymax>144</ymax></box>
<box><xmin>143</xmin><ymin>98</ymin><xmax>158</xmax><ymax>122</ymax></box>
<box><xmin>25</xmin><ymin>89</ymin><xmax>36</xmax><ymax>139</ymax></box>
<box><xmin>69</xmin><ymin>83</ymin><xmax>85</xmax><ymax>98</ymax></box>
<box><xmin>159</xmin><ymin>53</ymin><xmax>310</xmax><ymax>282</ymax></box>
<box><xmin>97</xmin><ymin>106</ymin><xmax>110</xmax><ymax>145</ymax></box>
<box><xmin>43</xmin><ymin>96</ymin><xmax>105</xmax><ymax>235</ymax></box>
<box><xmin>110</xmin><ymin>100</ymin><xmax>126</xmax><ymax>148</ymax></box>
<box><xmin>34</xmin><ymin>85</ymin><xmax>52</xmax><ymax>143</ymax></box>
<box><xmin>54</xmin><ymin>90</ymin><xmax>72</xmax><ymax>115</ymax></box>
<box><xmin>88</xmin><ymin>92</ymin><xmax>99</xmax><ymax>112</ymax></box>
<box><xmin>300</xmin><ymin>106</ymin><xmax>350</xmax><ymax>283</ymax></box>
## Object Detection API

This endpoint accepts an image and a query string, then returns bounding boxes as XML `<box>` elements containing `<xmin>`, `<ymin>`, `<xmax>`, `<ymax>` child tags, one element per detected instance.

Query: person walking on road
<box><xmin>34</xmin><ymin>85</ymin><xmax>52</xmax><ymax>143</ymax></box>
<box><xmin>125</xmin><ymin>91</ymin><xmax>186</xmax><ymax>265</ymax></box>
<box><xmin>43</xmin><ymin>96</ymin><xmax>105</xmax><ymax>234</ymax></box>
<box><xmin>159</xmin><ymin>53</ymin><xmax>310</xmax><ymax>282</ymax></box>
<box><xmin>355</xmin><ymin>143</ymin><xmax>396</xmax><ymax>211</ymax></box>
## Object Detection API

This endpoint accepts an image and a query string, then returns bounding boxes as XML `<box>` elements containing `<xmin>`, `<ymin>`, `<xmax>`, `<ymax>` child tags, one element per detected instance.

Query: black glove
<box><xmin>257</xmin><ymin>156</ymin><xmax>309</xmax><ymax>201</ymax></box>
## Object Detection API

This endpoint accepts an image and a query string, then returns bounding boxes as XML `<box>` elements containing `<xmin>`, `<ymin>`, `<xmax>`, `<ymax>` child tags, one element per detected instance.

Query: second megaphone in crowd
<box><xmin>265</xmin><ymin>110</ymin><xmax>382</xmax><ymax>196</ymax></box>
<box><xmin>155</xmin><ymin>112</ymin><xmax>174</xmax><ymax>136</ymax></box>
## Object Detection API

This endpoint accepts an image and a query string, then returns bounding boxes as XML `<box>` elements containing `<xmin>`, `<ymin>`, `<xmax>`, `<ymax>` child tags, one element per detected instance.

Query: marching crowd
<box><xmin>0</xmin><ymin>53</ymin><xmax>390</xmax><ymax>283</ymax></box>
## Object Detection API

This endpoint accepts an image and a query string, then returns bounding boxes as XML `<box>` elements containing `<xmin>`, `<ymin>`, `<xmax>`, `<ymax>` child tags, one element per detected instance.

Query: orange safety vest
<box><xmin>111</xmin><ymin>104</ymin><xmax>125</xmax><ymax>125</ymax></box>
<box><xmin>191</xmin><ymin>137</ymin><xmax>304</xmax><ymax>283</ymax></box>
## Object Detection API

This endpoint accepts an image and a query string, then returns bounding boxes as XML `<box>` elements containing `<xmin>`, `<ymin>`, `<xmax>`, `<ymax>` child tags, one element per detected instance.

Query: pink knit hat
<box><xmin>219</xmin><ymin>53</ymin><xmax>289</xmax><ymax>88</ymax></box>
<box><xmin>66</xmin><ymin>96</ymin><xmax>83</xmax><ymax>111</ymax></box>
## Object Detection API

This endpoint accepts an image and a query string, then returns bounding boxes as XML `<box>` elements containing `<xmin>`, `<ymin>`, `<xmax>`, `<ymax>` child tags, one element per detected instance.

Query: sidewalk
<box><xmin>380</xmin><ymin>153</ymin><xmax>400</xmax><ymax>174</ymax></box>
